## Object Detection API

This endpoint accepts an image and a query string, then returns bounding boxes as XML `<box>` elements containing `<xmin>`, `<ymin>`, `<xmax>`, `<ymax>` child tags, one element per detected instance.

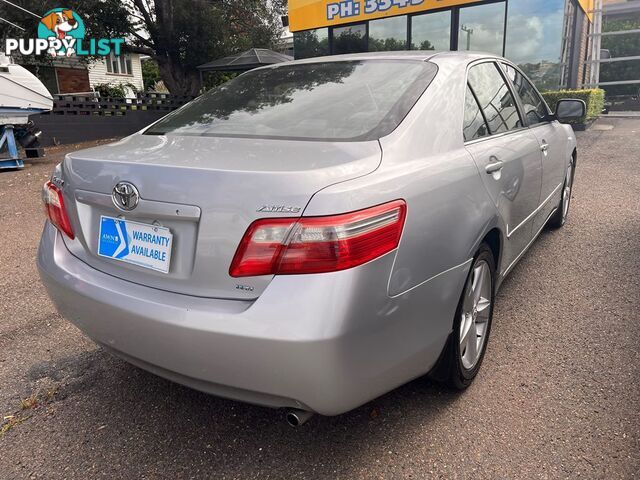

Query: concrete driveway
<box><xmin>1</xmin><ymin>120</ymin><xmax>638</xmax><ymax>479</ymax></box>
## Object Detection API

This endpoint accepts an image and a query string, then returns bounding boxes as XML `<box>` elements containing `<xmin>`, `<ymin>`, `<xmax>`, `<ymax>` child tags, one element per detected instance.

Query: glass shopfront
<box><xmin>458</xmin><ymin>2</ymin><xmax>505</xmax><ymax>56</ymax></box>
<box><xmin>291</xmin><ymin>0</ymin><xmax>576</xmax><ymax>90</ymax></box>
<box><xmin>411</xmin><ymin>11</ymin><xmax>451</xmax><ymax>51</ymax></box>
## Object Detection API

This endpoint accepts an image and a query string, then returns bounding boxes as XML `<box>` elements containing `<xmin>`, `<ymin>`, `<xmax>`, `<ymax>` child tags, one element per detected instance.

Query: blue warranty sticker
<box><xmin>98</xmin><ymin>216</ymin><xmax>172</xmax><ymax>273</ymax></box>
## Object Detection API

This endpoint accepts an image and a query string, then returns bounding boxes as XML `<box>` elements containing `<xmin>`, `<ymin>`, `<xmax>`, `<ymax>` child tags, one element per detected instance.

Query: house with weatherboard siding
<box><xmin>24</xmin><ymin>53</ymin><xmax>144</xmax><ymax>97</ymax></box>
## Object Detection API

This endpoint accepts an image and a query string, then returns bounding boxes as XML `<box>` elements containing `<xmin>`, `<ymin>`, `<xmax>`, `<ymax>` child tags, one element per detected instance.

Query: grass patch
<box><xmin>0</xmin><ymin>386</ymin><xmax>59</xmax><ymax>437</ymax></box>
<box><xmin>20</xmin><ymin>393</ymin><xmax>39</xmax><ymax>410</ymax></box>
<box><xmin>0</xmin><ymin>415</ymin><xmax>31</xmax><ymax>437</ymax></box>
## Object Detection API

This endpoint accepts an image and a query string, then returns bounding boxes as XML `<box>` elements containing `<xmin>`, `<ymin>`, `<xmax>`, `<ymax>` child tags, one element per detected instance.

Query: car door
<box><xmin>501</xmin><ymin>63</ymin><xmax>567</xmax><ymax>233</ymax></box>
<box><xmin>464</xmin><ymin>61</ymin><xmax>543</xmax><ymax>273</ymax></box>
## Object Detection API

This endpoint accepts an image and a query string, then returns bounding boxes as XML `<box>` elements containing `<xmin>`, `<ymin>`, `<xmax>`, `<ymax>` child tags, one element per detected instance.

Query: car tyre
<box><xmin>548</xmin><ymin>155</ymin><xmax>576</xmax><ymax>229</ymax></box>
<box><xmin>431</xmin><ymin>243</ymin><xmax>496</xmax><ymax>390</ymax></box>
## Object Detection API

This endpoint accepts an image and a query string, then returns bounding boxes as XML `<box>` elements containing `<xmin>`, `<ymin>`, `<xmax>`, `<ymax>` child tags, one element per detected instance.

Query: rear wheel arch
<box><xmin>482</xmin><ymin>228</ymin><xmax>502</xmax><ymax>274</ymax></box>
<box><xmin>429</xmin><ymin>241</ymin><xmax>496</xmax><ymax>387</ymax></box>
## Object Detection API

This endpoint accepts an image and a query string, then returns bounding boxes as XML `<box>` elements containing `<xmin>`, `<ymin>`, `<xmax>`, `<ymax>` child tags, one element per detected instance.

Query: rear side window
<box><xmin>145</xmin><ymin>60</ymin><xmax>437</xmax><ymax>142</ymax></box>
<box><xmin>502</xmin><ymin>64</ymin><xmax>548</xmax><ymax>126</ymax></box>
<box><xmin>467</xmin><ymin>62</ymin><xmax>522</xmax><ymax>134</ymax></box>
<box><xmin>463</xmin><ymin>85</ymin><xmax>489</xmax><ymax>141</ymax></box>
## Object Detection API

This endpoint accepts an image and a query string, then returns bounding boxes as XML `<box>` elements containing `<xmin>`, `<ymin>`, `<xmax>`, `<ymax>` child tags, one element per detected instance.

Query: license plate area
<box><xmin>98</xmin><ymin>215</ymin><xmax>173</xmax><ymax>273</ymax></box>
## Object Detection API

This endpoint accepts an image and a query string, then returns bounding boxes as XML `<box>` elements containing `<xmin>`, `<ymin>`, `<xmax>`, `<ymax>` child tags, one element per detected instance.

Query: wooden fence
<box><xmin>31</xmin><ymin>93</ymin><xmax>195</xmax><ymax>147</ymax></box>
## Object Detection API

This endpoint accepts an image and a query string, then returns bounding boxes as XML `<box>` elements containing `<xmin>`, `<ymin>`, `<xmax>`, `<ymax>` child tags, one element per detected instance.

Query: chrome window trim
<box><xmin>463</xmin><ymin>125</ymin><xmax>529</xmax><ymax>146</ymax></box>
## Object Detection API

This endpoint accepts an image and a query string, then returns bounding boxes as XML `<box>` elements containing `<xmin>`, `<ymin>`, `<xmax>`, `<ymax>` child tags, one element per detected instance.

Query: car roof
<box><xmin>260</xmin><ymin>51</ymin><xmax>504</xmax><ymax>70</ymax></box>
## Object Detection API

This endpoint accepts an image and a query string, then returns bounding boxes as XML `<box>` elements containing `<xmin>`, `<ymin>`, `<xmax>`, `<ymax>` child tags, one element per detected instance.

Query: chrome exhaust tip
<box><xmin>285</xmin><ymin>409</ymin><xmax>314</xmax><ymax>427</ymax></box>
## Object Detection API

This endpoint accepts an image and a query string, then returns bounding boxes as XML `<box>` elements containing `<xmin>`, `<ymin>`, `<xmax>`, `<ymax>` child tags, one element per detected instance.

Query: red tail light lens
<box><xmin>43</xmin><ymin>181</ymin><xmax>74</xmax><ymax>239</ymax></box>
<box><xmin>230</xmin><ymin>200</ymin><xmax>406</xmax><ymax>277</ymax></box>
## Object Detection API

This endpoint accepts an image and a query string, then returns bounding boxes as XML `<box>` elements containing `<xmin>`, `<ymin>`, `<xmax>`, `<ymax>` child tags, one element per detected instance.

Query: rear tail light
<box><xmin>230</xmin><ymin>200</ymin><xmax>406</xmax><ymax>277</ymax></box>
<box><xmin>43</xmin><ymin>180</ymin><xmax>74</xmax><ymax>239</ymax></box>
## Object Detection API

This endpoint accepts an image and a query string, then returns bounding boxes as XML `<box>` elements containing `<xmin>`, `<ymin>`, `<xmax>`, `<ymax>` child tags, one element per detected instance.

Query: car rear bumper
<box><xmin>38</xmin><ymin>222</ymin><xmax>468</xmax><ymax>415</ymax></box>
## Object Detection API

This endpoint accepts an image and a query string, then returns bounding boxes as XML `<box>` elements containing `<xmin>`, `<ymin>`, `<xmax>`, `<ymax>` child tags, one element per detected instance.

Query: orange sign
<box><xmin>576</xmin><ymin>0</ymin><xmax>594</xmax><ymax>21</ymax></box>
<box><xmin>289</xmin><ymin>0</ymin><xmax>480</xmax><ymax>31</ymax></box>
<box><xmin>288</xmin><ymin>0</ymin><xmax>594</xmax><ymax>32</ymax></box>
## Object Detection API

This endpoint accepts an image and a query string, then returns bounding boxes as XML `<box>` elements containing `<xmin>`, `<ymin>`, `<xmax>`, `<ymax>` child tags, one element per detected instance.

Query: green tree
<box><xmin>127</xmin><ymin>0</ymin><xmax>285</xmax><ymax>95</ymax></box>
<box><xmin>141</xmin><ymin>58</ymin><xmax>161</xmax><ymax>91</ymax></box>
<box><xmin>409</xmin><ymin>40</ymin><xmax>434</xmax><ymax>50</ymax></box>
<box><xmin>368</xmin><ymin>37</ymin><xmax>407</xmax><ymax>52</ymax></box>
<box><xmin>332</xmin><ymin>30</ymin><xmax>367</xmax><ymax>54</ymax></box>
<box><xmin>294</xmin><ymin>30</ymin><xmax>329</xmax><ymax>59</ymax></box>
<box><xmin>0</xmin><ymin>0</ymin><xmax>286</xmax><ymax>95</ymax></box>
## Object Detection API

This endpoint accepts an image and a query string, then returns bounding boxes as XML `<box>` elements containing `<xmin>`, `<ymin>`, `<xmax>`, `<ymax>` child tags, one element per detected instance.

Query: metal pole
<box><xmin>461</xmin><ymin>25</ymin><xmax>473</xmax><ymax>50</ymax></box>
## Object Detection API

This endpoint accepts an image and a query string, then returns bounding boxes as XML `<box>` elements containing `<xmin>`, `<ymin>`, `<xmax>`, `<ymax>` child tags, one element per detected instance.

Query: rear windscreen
<box><xmin>144</xmin><ymin>60</ymin><xmax>437</xmax><ymax>141</ymax></box>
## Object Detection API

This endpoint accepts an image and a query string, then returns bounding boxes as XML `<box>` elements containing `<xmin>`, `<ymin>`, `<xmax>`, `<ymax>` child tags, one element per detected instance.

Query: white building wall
<box><xmin>88</xmin><ymin>53</ymin><xmax>144</xmax><ymax>94</ymax></box>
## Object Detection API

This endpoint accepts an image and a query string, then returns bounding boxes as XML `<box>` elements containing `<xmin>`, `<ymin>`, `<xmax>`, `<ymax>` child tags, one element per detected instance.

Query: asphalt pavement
<box><xmin>0</xmin><ymin>120</ymin><xmax>638</xmax><ymax>479</ymax></box>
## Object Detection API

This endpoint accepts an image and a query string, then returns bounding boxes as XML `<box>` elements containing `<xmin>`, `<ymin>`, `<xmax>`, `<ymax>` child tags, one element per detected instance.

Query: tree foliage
<box><xmin>0</xmin><ymin>0</ymin><xmax>286</xmax><ymax>95</ymax></box>
<box><xmin>293</xmin><ymin>30</ymin><xmax>329</xmax><ymax>59</ymax></box>
<box><xmin>127</xmin><ymin>0</ymin><xmax>285</xmax><ymax>95</ymax></box>
<box><xmin>141</xmin><ymin>58</ymin><xmax>161</xmax><ymax>91</ymax></box>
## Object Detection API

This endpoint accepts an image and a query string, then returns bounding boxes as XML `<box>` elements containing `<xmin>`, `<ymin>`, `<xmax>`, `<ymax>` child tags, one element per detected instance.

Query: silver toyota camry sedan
<box><xmin>38</xmin><ymin>51</ymin><xmax>584</xmax><ymax>424</ymax></box>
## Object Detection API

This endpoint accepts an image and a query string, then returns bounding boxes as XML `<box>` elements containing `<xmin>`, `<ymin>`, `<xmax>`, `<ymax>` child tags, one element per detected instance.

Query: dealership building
<box><xmin>288</xmin><ymin>0</ymin><xmax>596</xmax><ymax>91</ymax></box>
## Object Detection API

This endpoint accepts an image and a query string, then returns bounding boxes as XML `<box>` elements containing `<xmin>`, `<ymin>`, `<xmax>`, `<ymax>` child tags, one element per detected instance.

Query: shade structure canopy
<box><xmin>197</xmin><ymin>48</ymin><xmax>293</xmax><ymax>72</ymax></box>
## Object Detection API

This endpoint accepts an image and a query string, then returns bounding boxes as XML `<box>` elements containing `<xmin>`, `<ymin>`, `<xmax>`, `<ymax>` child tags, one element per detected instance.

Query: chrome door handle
<box><xmin>485</xmin><ymin>160</ymin><xmax>504</xmax><ymax>174</ymax></box>
<box><xmin>540</xmin><ymin>143</ymin><xmax>549</xmax><ymax>153</ymax></box>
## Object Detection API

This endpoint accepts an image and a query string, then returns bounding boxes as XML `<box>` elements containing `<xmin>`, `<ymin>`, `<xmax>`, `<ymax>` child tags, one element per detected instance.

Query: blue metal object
<box><xmin>0</xmin><ymin>125</ymin><xmax>23</xmax><ymax>170</ymax></box>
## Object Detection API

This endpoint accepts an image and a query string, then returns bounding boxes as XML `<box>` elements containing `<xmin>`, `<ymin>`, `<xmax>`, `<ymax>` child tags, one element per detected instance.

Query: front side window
<box><xmin>467</xmin><ymin>62</ymin><xmax>522</xmax><ymax>134</ymax></box>
<box><xmin>463</xmin><ymin>85</ymin><xmax>489</xmax><ymax>141</ymax></box>
<box><xmin>502</xmin><ymin>64</ymin><xmax>548</xmax><ymax>126</ymax></box>
<box><xmin>145</xmin><ymin>60</ymin><xmax>437</xmax><ymax>141</ymax></box>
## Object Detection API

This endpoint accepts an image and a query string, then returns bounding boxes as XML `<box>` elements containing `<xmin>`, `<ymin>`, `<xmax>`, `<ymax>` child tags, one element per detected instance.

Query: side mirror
<box><xmin>555</xmin><ymin>99</ymin><xmax>586</xmax><ymax>123</ymax></box>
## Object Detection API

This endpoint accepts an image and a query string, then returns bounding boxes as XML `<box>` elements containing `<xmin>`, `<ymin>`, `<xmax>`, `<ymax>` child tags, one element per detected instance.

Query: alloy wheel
<box><xmin>459</xmin><ymin>260</ymin><xmax>492</xmax><ymax>370</ymax></box>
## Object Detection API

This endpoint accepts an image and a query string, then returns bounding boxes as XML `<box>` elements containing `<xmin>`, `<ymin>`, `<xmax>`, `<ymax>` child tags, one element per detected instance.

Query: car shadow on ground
<box><xmin>19</xmin><ymin>235</ymin><xmax>548</xmax><ymax>476</ymax></box>
<box><xmin>17</xmin><ymin>220</ymin><xmax>549</xmax><ymax>476</ymax></box>
<box><xmin>25</xmin><ymin>343</ymin><xmax>466</xmax><ymax>474</ymax></box>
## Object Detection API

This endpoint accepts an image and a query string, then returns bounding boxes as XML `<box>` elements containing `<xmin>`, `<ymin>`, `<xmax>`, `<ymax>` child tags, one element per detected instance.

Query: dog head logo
<box><xmin>37</xmin><ymin>8</ymin><xmax>85</xmax><ymax>57</ymax></box>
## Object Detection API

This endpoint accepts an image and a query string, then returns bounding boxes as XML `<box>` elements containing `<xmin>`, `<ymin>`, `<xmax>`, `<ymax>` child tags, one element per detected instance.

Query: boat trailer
<box><xmin>0</xmin><ymin>53</ymin><xmax>53</xmax><ymax>171</ymax></box>
<box><xmin>0</xmin><ymin>122</ymin><xmax>46</xmax><ymax>170</ymax></box>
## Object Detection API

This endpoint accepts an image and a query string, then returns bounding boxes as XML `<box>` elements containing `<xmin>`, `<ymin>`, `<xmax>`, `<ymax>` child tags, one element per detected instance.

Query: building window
<box><xmin>411</xmin><ymin>11</ymin><xmax>451</xmax><ymax>50</ymax></box>
<box><xmin>293</xmin><ymin>28</ymin><xmax>329</xmax><ymax>59</ymax></box>
<box><xmin>505</xmin><ymin>0</ymin><xmax>564</xmax><ymax>91</ymax></box>
<box><xmin>106</xmin><ymin>52</ymin><xmax>133</xmax><ymax>75</ymax></box>
<box><xmin>458</xmin><ymin>2</ymin><xmax>506</xmax><ymax>56</ymax></box>
<box><xmin>595</xmin><ymin>4</ymin><xmax>640</xmax><ymax>96</ymax></box>
<box><xmin>332</xmin><ymin>23</ymin><xmax>367</xmax><ymax>55</ymax></box>
<box><xmin>368</xmin><ymin>16</ymin><xmax>407</xmax><ymax>51</ymax></box>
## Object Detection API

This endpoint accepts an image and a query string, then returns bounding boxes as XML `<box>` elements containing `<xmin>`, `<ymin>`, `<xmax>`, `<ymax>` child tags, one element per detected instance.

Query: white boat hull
<box><xmin>0</xmin><ymin>54</ymin><xmax>53</xmax><ymax>125</ymax></box>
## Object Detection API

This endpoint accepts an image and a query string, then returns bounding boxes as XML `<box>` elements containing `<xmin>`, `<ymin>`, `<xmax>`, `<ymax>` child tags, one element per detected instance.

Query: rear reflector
<box><xmin>43</xmin><ymin>180</ymin><xmax>74</xmax><ymax>239</ymax></box>
<box><xmin>230</xmin><ymin>200</ymin><xmax>406</xmax><ymax>277</ymax></box>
